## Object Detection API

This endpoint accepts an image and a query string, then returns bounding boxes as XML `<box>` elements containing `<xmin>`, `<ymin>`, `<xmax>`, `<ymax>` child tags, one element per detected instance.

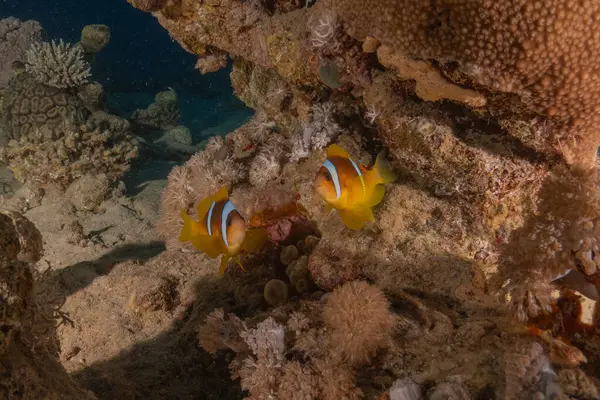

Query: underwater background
<box><xmin>1</xmin><ymin>0</ymin><xmax>252</xmax><ymax>141</ymax></box>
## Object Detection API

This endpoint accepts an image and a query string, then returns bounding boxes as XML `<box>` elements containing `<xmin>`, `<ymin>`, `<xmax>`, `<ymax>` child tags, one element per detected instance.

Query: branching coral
<box><xmin>25</xmin><ymin>39</ymin><xmax>91</xmax><ymax>89</ymax></box>
<box><xmin>289</xmin><ymin>102</ymin><xmax>343</xmax><ymax>162</ymax></box>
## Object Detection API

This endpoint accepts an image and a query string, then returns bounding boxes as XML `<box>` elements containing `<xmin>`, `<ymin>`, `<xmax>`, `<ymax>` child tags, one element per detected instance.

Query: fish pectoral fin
<box><xmin>327</xmin><ymin>143</ymin><xmax>351</xmax><ymax>158</ymax></box>
<box><xmin>191</xmin><ymin>235</ymin><xmax>222</xmax><ymax>258</ymax></box>
<box><xmin>338</xmin><ymin>207</ymin><xmax>374</xmax><ymax>230</ymax></box>
<box><xmin>218</xmin><ymin>255</ymin><xmax>231</xmax><ymax>278</ymax></box>
<box><xmin>367</xmin><ymin>184</ymin><xmax>386</xmax><ymax>207</ymax></box>
<box><xmin>241</xmin><ymin>228</ymin><xmax>269</xmax><ymax>253</ymax></box>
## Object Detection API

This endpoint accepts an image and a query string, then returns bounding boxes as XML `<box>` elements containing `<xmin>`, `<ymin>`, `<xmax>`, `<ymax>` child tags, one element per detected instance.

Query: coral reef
<box><xmin>1</xmin><ymin>0</ymin><xmax>598</xmax><ymax>399</ymax></box>
<box><xmin>131</xmin><ymin>89</ymin><xmax>181</xmax><ymax>131</ymax></box>
<box><xmin>25</xmin><ymin>39</ymin><xmax>91</xmax><ymax>89</ymax></box>
<box><xmin>0</xmin><ymin>17</ymin><xmax>42</xmax><ymax>90</ymax></box>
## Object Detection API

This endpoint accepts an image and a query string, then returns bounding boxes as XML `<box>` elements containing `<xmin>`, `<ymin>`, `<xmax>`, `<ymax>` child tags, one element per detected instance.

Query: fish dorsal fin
<box><xmin>327</xmin><ymin>144</ymin><xmax>351</xmax><ymax>159</ymax></box>
<box><xmin>196</xmin><ymin>186</ymin><xmax>229</xmax><ymax>219</ymax></box>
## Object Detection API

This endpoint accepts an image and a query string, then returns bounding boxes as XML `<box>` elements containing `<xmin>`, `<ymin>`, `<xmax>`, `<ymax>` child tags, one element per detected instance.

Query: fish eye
<box><xmin>324</xmin><ymin>170</ymin><xmax>332</xmax><ymax>181</ymax></box>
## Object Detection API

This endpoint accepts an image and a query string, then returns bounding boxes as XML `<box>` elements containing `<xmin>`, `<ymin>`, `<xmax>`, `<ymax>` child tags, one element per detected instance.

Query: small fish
<box><xmin>179</xmin><ymin>186</ymin><xmax>268</xmax><ymax>277</ymax></box>
<box><xmin>314</xmin><ymin>144</ymin><xmax>396</xmax><ymax>230</ymax></box>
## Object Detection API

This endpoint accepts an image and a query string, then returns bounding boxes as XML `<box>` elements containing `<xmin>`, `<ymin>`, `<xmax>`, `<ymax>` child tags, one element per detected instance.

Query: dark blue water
<box><xmin>0</xmin><ymin>0</ymin><xmax>253</xmax><ymax>138</ymax></box>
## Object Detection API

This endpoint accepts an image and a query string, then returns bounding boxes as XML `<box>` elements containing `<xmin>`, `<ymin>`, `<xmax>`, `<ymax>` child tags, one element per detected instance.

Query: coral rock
<box><xmin>80</xmin><ymin>24</ymin><xmax>111</xmax><ymax>53</ymax></box>
<box><xmin>0</xmin><ymin>17</ymin><xmax>43</xmax><ymax>90</ymax></box>
<box><xmin>65</xmin><ymin>173</ymin><xmax>112</xmax><ymax>211</ymax></box>
<box><xmin>127</xmin><ymin>0</ymin><xmax>167</xmax><ymax>12</ymax></box>
<box><xmin>0</xmin><ymin>211</ymin><xmax>96</xmax><ymax>399</ymax></box>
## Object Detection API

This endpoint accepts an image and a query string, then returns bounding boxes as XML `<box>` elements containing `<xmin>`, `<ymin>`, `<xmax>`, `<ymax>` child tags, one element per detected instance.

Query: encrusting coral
<box><xmin>25</xmin><ymin>39</ymin><xmax>91</xmax><ymax>89</ymax></box>
<box><xmin>330</xmin><ymin>0</ymin><xmax>600</xmax><ymax>167</ymax></box>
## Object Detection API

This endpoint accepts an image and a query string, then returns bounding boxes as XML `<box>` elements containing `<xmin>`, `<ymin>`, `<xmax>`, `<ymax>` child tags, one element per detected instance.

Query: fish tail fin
<box><xmin>218</xmin><ymin>255</ymin><xmax>231</xmax><ymax>278</ymax></box>
<box><xmin>179</xmin><ymin>209</ymin><xmax>199</xmax><ymax>243</ymax></box>
<box><xmin>241</xmin><ymin>228</ymin><xmax>269</xmax><ymax>253</ymax></box>
<box><xmin>338</xmin><ymin>206</ymin><xmax>374</xmax><ymax>230</ymax></box>
<box><xmin>371</xmin><ymin>149</ymin><xmax>397</xmax><ymax>185</ymax></box>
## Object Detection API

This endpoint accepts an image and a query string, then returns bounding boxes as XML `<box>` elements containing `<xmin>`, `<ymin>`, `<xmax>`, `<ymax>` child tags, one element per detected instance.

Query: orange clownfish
<box><xmin>314</xmin><ymin>144</ymin><xmax>396</xmax><ymax>230</ymax></box>
<box><xmin>179</xmin><ymin>186</ymin><xmax>268</xmax><ymax>277</ymax></box>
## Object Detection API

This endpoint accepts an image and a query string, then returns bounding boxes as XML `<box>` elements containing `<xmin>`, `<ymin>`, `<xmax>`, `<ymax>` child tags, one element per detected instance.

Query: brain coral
<box><xmin>2</xmin><ymin>74</ymin><xmax>86</xmax><ymax>141</ymax></box>
<box><xmin>329</xmin><ymin>0</ymin><xmax>600</xmax><ymax>167</ymax></box>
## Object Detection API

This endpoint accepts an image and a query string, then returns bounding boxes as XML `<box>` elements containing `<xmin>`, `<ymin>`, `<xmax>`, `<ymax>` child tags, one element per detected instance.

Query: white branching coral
<box><xmin>240</xmin><ymin>317</ymin><xmax>286</xmax><ymax>361</ymax></box>
<box><xmin>249</xmin><ymin>136</ymin><xmax>284</xmax><ymax>187</ymax></box>
<box><xmin>237</xmin><ymin>317</ymin><xmax>287</xmax><ymax>399</ymax></box>
<box><xmin>289</xmin><ymin>103</ymin><xmax>343</xmax><ymax>162</ymax></box>
<box><xmin>249</xmin><ymin>150</ymin><xmax>281</xmax><ymax>187</ymax></box>
<box><xmin>25</xmin><ymin>39</ymin><xmax>91</xmax><ymax>88</ymax></box>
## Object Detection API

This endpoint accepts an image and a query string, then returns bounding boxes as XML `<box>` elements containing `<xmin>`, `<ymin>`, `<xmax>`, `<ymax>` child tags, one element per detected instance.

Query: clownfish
<box><xmin>179</xmin><ymin>186</ymin><xmax>268</xmax><ymax>277</ymax></box>
<box><xmin>314</xmin><ymin>144</ymin><xmax>396</xmax><ymax>230</ymax></box>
